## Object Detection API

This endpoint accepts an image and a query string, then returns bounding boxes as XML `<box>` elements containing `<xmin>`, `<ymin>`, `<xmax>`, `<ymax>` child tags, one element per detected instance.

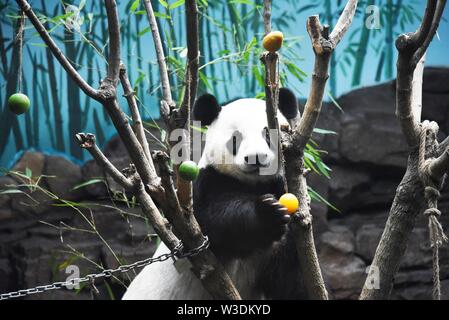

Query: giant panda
<box><xmin>123</xmin><ymin>88</ymin><xmax>307</xmax><ymax>300</ymax></box>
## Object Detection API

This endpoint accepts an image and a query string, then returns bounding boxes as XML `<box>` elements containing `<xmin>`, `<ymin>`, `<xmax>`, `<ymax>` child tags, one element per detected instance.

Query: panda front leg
<box><xmin>195</xmin><ymin>193</ymin><xmax>291</xmax><ymax>260</ymax></box>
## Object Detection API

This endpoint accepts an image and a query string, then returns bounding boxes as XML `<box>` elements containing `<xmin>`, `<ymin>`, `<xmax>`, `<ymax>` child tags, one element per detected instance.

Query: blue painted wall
<box><xmin>0</xmin><ymin>0</ymin><xmax>448</xmax><ymax>167</ymax></box>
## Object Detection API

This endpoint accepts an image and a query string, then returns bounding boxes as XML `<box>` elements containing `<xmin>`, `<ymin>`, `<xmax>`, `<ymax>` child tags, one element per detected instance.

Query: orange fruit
<box><xmin>262</xmin><ymin>31</ymin><xmax>284</xmax><ymax>52</ymax></box>
<box><xmin>279</xmin><ymin>193</ymin><xmax>299</xmax><ymax>214</ymax></box>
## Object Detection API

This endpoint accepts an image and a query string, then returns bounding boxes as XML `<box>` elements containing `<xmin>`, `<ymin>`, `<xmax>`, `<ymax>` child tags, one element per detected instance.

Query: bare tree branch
<box><xmin>178</xmin><ymin>0</ymin><xmax>199</xmax><ymax>128</ymax></box>
<box><xmin>16</xmin><ymin>0</ymin><xmax>100</xmax><ymax>100</ymax></box>
<box><xmin>263</xmin><ymin>0</ymin><xmax>272</xmax><ymax>35</ymax></box>
<box><xmin>428</xmin><ymin>149</ymin><xmax>449</xmax><ymax>182</ymax></box>
<box><xmin>411</xmin><ymin>0</ymin><xmax>438</xmax><ymax>46</ymax></box>
<box><xmin>282</xmin><ymin>0</ymin><xmax>358</xmax><ymax>300</ymax></box>
<box><xmin>261</xmin><ymin>1</ymin><xmax>285</xmax><ymax>187</ymax></box>
<box><xmin>142</xmin><ymin>0</ymin><xmax>174</xmax><ymax>108</ymax></box>
<box><xmin>395</xmin><ymin>0</ymin><xmax>447</xmax><ymax>147</ymax></box>
<box><xmin>104</xmin><ymin>0</ymin><xmax>121</xmax><ymax>87</ymax></box>
<box><xmin>76</xmin><ymin>133</ymin><xmax>134</xmax><ymax>190</ymax></box>
<box><xmin>414</xmin><ymin>0</ymin><xmax>447</xmax><ymax>64</ymax></box>
<box><xmin>153</xmin><ymin>152</ymin><xmax>242</xmax><ymax>300</ymax></box>
<box><xmin>119</xmin><ymin>65</ymin><xmax>151</xmax><ymax>160</ymax></box>
<box><xmin>329</xmin><ymin>0</ymin><xmax>358</xmax><ymax>47</ymax></box>
<box><xmin>360</xmin><ymin>0</ymin><xmax>447</xmax><ymax>300</ymax></box>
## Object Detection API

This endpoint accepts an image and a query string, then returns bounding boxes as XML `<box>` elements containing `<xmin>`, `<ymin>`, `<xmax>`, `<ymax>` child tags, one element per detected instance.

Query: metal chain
<box><xmin>0</xmin><ymin>237</ymin><xmax>209</xmax><ymax>301</ymax></box>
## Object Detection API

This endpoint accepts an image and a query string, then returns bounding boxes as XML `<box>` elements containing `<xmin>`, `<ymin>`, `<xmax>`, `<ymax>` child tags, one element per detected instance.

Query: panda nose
<box><xmin>244</xmin><ymin>153</ymin><xmax>267</xmax><ymax>166</ymax></box>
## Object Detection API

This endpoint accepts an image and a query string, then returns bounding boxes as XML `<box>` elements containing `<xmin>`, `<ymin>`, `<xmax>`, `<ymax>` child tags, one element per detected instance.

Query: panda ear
<box><xmin>193</xmin><ymin>94</ymin><xmax>221</xmax><ymax>126</ymax></box>
<box><xmin>278</xmin><ymin>88</ymin><xmax>299</xmax><ymax>120</ymax></box>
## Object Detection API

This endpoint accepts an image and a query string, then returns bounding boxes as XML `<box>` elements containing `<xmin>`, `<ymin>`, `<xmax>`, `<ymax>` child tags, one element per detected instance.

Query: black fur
<box><xmin>194</xmin><ymin>89</ymin><xmax>299</xmax><ymax>126</ymax></box>
<box><xmin>193</xmin><ymin>94</ymin><xmax>221</xmax><ymax>126</ymax></box>
<box><xmin>193</xmin><ymin>166</ymin><xmax>307</xmax><ymax>299</ymax></box>
<box><xmin>278</xmin><ymin>88</ymin><xmax>299</xmax><ymax>119</ymax></box>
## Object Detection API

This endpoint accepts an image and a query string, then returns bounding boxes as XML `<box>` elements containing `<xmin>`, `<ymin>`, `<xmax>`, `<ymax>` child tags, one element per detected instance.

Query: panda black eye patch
<box><xmin>227</xmin><ymin>130</ymin><xmax>242</xmax><ymax>155</ymax></box>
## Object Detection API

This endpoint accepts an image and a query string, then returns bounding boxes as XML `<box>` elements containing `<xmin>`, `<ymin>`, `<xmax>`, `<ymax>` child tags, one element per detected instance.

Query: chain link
<box><xmin>0</xmin><ymin>237</ymin><xmax>209</xmax><ymax>301</ymax></box>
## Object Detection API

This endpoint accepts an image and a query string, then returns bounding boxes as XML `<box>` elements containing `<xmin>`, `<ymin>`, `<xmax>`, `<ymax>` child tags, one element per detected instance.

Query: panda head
<box><xmin>193</xmin><ymin>88</ymin><xmax>299</xmax><ymax>183</ymax></box>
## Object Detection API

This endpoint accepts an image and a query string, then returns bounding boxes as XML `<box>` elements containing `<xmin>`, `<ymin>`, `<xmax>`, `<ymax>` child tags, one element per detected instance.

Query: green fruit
<box><xmin>8</xmin><ymin>93</ymin><xmax>30</xmax><ymax>115</ymax></box>
<box><xmin>179</xmin><ymin>161</ymin><xmax>199</xmax><ymax>181</ymax></box>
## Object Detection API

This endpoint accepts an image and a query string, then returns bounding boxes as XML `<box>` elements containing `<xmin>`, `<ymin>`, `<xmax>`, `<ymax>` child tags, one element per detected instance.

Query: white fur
<box><xmin>122</xmin><ymin>242</ymin><xmax>267</xmax><ymax>300</ymax></box>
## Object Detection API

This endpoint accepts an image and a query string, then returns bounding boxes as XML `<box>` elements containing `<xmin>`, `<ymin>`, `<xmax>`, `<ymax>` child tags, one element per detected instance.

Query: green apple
<box><xmin>8</xmin><ymin>93</ymin><xmax>30</xmax><ymax>115</ymax></box>
<box><xmin>178</xmin><ymin>161</ymin><xmax>199</xmax><ymax>181</ymax></box>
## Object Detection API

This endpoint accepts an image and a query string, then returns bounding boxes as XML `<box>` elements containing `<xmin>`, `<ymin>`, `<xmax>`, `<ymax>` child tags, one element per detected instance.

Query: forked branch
<box><xmin>396</xmin><ymin>0</ymin><xmax>447</xmax><ymax>147</ymax></box>
<box><xmin>360</xmin><ymin>0</ymin><xmax>447</xmax><ymax>300</ymax></box>
<box><xmin>282</xmin><ymin>0</ymin><xmax>358</xmax><ymax>300</ymax></box>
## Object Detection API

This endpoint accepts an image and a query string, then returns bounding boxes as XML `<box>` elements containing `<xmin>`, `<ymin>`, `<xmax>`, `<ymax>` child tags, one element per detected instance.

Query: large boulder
<box><xmin>80</xmin><ymin>160</ymin><xmax>109</xmax><ymax>198</ymax></box>
<box><xmin>44</xmin><ymin>155</ymin><xmax>86</xmax><ymax>200</ymax></box>
<box><xmin>10</xmin><ymin>151</ymin><xmax>46</xmax><ymax>181</ymax></box>
<box><xmin>318</xmin><ymin>226</ymin><xmax>367</xmax><ymax>299</ymax></box>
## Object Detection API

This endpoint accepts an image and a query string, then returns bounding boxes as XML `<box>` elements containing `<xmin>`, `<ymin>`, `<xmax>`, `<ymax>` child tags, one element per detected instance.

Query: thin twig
<box><xmin>178</xmin><ymin>0</ymin><xmax>199</xmax><ymax>129</ymax></box>
<box><xmin>16</xmin><ymin>0</ymin><xmax>100</xmax><ymax>100</ymax></box>
<box><xmin>76</xmin><ymin>133</ymin><xmax>134</xmax><ymax>191</ymax></box>
<box><xmin>263</xmin><ymin>0</ymin><xmax>272</xmax><ymax>35</ymax></box>
<box><xmin>104</xmin><ymin>0</ymin><xmax>121</xmax><ymax>87</ymax></box>
<box><xmin>119</xmin><ymin>64</ymin><xmax>152</xmax><ymax>162</ymax></box>
<box><xmin>142</xmin><ymin>0</ymin><xmax>173</xmax><ymax>108</ymax></box>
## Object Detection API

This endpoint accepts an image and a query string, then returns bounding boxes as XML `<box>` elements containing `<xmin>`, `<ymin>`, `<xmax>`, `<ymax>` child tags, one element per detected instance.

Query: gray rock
<box><xmin>400</xmin><ymin>228</ymin><xmax>432</xmax><ymax>269</ymax></box>
<box><xmin>10</xmin><ymin>151</ymin><xmax>46</xmax><ymax>182</ymax></box>
<box><xmin>80</xmin><ymin>160</ymin><xmax>108</xmax><ymax>198</ymax></box>
<box><xmin>355</xmin><ymin>224</ymin><xmax>384</xmax><ymax>262</ymax></box>
<box><xmin>423</xmin><ymin>67</ymin><xmax>449</xmax><ymax>94</ymax></box>
<box><xmin>10</xmin><ymin>184</ymin><xmax>53</xmax><ymax>215</ymax></box>
<box><xmin>320</xmin><ymin>249</ymin><xmax>366</xmax><ymax>300</ymax></box>
<box><xmin>0</xmin><ymin>176</ymin><xmax>17</xmax><ymax>208</ymax></box>
<box><xmin>0</xmin><ymin>258</ymin><xmax>13</xmax><ymax>291</ymax></box>
<box><xmin>44</xmin><ymin>155</ymin><xmax>85</xmax><ymax>200</ymax></box>
<box><xmin>320</xmin><ymin>225</ymin><xmax>355</xmax><ymax>255</ymax></box>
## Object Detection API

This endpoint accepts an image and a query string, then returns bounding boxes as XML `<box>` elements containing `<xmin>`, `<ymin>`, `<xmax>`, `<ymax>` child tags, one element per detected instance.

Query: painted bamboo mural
<box><xmin>0</xmin><ymin>0</ymin><xmax>439</xmax><ymax>167</ymax></box>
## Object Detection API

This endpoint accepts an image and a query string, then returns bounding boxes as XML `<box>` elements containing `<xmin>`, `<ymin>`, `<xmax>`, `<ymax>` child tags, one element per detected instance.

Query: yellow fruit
<box><xmin>262</xmin><ymin>31</ymin><xmax>284</xmax><ymax>52</ymax></box>
<box><xmin>279</xmin><ymin>193</ymin><xmax>299</xmax><ymax>214</ymax></box>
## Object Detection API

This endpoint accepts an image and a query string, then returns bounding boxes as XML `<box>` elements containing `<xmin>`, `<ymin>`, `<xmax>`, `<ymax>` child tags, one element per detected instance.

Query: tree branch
<box><xmin>104</xmin><ymin>0</ymin><xmax>120</xmax><ymax>86</ymax></box>
<box><xmin>283</xmin><ymin>0</ymin><xmax>358</xmax><ymax>300</ymax></box>
<box><xmin>414</xmin><ymin>0</ymin><xmax>447</xmax><ymax>65</ymax></box>
<box><xmin>411</xmin><ymin>0</ymin><xmax>438</xmax><ymax>47</ymax></box>
<box><xmin>329</xmin><ymin>0</ymin><xmax>358</xmax><ymax>47</ymax></box>
<box><xmin>428</xmin><ymin>148</ymin><xmax>449</xmax><ymax>182</ymax></box>
<box><xmin>153</xmin><ymin>151</ymin><xmax>241</xmax><ymax>299</ymax></box>
<box><xmin>263</xmin><ymin>0</ymin><xmax>272</xmax><ymax>35</ymax></box>
<box><xmin>15</xmin><ymin>0</ymin><xmax>100</xmax><ymax>100</ymax></box>
<box><xmin>360</xmin><ymin>1</ymin><xmax>447</xmax><ymax>299</ymax></box>
<box><xmin>142</xmin><ymin>0</ymin><xmax>174</xmax><ymax>109</ymax></box>
<box><xmin>178</xmin><ymin>0</ymin><xmax>199</xmax><ymax>128</ymax></box>
<box><xmin>261</xmin><ymin>0</ymin><xmax>285</xmax><ymax>184</ymax></box>
<box><xmin>395</xmin><ymin>0</ymin><xmax>447</xmax><ymax>147</ymax></box>
<box><xmin>119</xmin><ymin>64</ymin><xmax>151</xmax><ymax>160</ymax></box>
<box><xmin>76</xmin><ymin>133</ymin><xmax>134</xmax><ymax>190</ymax></box>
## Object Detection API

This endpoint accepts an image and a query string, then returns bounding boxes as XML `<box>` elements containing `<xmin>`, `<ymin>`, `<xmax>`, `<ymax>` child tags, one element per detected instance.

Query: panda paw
<box><xmin>258</xmin><ymin>194</ymin><xmax>291</xmax><ymax>226</ymax></box>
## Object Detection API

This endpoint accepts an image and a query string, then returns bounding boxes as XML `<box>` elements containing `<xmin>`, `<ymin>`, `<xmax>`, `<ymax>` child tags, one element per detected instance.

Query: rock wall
<box><xmin>0</xmin><ymin>67</ymin><xmax>448</xmax><ymax>300</ymax></box>
<box><xmin>309</xmin><ymin>67</ymin><xmax>449</xmax><ymax>299</ymax></box>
